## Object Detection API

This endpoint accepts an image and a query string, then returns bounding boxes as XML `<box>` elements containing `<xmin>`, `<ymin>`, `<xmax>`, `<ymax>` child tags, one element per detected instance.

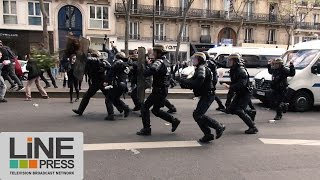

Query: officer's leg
<box><xmin>272</xmin><ymin>91</ymin><xmax>282</xmax><ymax>120</ymax></box>
<box><xmin>136</xmin><ymin>93</ymin><xmax>155</xmax><ymax>135</ymax></box>
<box><xmin>113</xmin><ymin>90</ymin><xmax>129</xmax><ymax>117</ymax></box>
<box><xmin>131</xmin><ymin>87</ymin><xmax>141</xmax><ymax>111</ymax></box>
<box><xmin>69</xmin><ymin>78</ymin><xmax>74</xmax><ymax>102</ymax></box>
<box><xmin>73</xmin><ymin>84</ymin><xmax>99</xmax><ymax>115</ymax></box>
<box><xmin>215</xmin><ymin>96</ymin><xmax>225</xmax><ymax>110</ymax></box>
<box><xmin>151</xmin><ymin>90</ymin><xmax>180</xmax><ymax>132</ymax></box>
<box><xmin>105</xmin><ymin>89</ymin><xmax>115</xmax><ymax>120</ymax></box>
<box><xmin>164</xmin><ymin>99</ymin><xmax>177</xmax><ymax>113</ymax></box>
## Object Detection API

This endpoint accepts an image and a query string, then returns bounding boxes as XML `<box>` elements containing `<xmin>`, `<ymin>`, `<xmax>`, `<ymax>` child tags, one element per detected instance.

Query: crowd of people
<box><xmin>0</xmin><ymin>37</ymin><xmax>296</xmax><ymax>142</ymax></box>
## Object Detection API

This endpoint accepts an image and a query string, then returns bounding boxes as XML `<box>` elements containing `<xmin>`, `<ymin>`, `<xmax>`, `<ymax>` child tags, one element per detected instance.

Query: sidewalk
<box><xmin>4</xmin><ymin>79</ymin><xmax>229</xmax><ymax>99</ymax></box>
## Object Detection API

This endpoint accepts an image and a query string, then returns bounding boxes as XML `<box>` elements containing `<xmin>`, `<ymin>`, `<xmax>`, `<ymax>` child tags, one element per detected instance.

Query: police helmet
<box><xmin>273</xmin><ymin>58</ymin><xmax>283</xmax><ymax>64</ymax></box>
<box><xmin>153</xmin><ymin>44</ymin><xmax>168</xmax><ymax>54</ymax></box>
<box><xmin>228</xmin><ymin>53</ymin><xmax>242</xmax><ymax>63</ymax></box>
<box><xmin>192</xmin><ymin>52</ymin><xmax>206</xmax><ymax>63</ymax></box>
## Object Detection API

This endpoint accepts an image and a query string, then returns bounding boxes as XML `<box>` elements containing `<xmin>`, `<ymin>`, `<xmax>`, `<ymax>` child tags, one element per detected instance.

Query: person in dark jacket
<box><xmin>225</xmin><ymin>53</ymin><xmax>258</xmax><ymax>134</ymax></box>
<box><xmin>67</xmin><ymin>54</ymin><xmax>79</xmax><ymax>103</ymax></box>
<box><xmin>0</xmin><ymin>51</ymin><xmax>9</xmax><ymax>103</ymax></box>
<box><xmin>104</xmin><ymin>52</ymin><xmax>130</xmax><ymax>121</ymax></box>
<box><xmin>25</xmin><ymin>54</ymin><xmax>49</xmax><ymax>101</ymax></box>
<box><xmin>178</xmin><ymin>52</ymin><xmax>225</xmax><ymax>143</ymax></box>
<box><xmin>102</xmin><ymin>37</ymin><xmax>119</xmax><ymax>65</ymax></box>
<box><xmin>203</xmin><ymin>51</ymin><xmax>226</xmax><ymax>111</ymax></box>
<box><xmin>268</xmin><ymin>58</ymin><xmax>295</xmax><ymax>120</ymax></box>
<box><xmin>0</xmin><ymin>40</ymin><xmax>24</xmax><ymax>91</ymax></box>
<box><xmin>136</xmin><ymin>45</ymin><xmax>181</xmax><ymax>136</ymax></box>
<box><xmin>72</xmin><ymin>50</ymin><xmax>110</xmax><ymax>116</ymax></box>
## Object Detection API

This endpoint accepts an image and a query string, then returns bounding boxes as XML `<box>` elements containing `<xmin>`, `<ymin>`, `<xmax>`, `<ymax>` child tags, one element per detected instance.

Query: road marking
<box><xmin>84</xmin><ymin>141</ymin><xmax>202</xmax><ymax>151</ymax></box>
<box><xmin>259</xmin><ymin>138</ymin><xmax>320</xmax><ymax>146</ymax></box>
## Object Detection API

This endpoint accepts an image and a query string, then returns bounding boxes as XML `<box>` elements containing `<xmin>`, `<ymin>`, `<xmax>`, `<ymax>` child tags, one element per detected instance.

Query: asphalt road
<box><xmin>0</xmin><ymin>98</ymin><xmax>320</xmax><ymax>180</ymax></box>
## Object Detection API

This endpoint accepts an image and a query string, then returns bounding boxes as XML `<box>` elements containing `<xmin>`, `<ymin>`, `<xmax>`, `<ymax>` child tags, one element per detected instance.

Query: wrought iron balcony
<box><xmin>129</xmin><ymin>34</ymin><xmax>140</xmax><ymax>40</ymax></box>
<box><xmin>181</xmin><ymin>36</ymin><xmax>189</xmax><ymax>42</ymax></box>
<box><xmin>295</xmin><ymin>22</ymin><xmax>320</xmax><ymax>30</ymax></box>
<box><xmin>244</xmin><ymin>39</ymin><xmax>254</xmax><ymax>43</ymax></box>
<box><xmin>155</xmin><ymin>35</ymin><xmax>166</xmax><ymax>41</ymax></box>
<box><xmin>266</xmin><ymin>41</ymin><xmax>277</xmax><ymax>44</ymax></box>
<box><xmin>115</xmin><ymin>3</ymin><xmax>287</xmax><ymax>24</ymax></box>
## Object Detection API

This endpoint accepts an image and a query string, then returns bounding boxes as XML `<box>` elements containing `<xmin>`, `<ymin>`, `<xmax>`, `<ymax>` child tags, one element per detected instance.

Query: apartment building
<box><xmin>0</xmin><ymin>0</ymin><xmax>115</xmax><ymax>58</ymax></box>
<box><xmin>114</xmin><ymin>0</ymin><xmax>292</xmax><ymax>60</ymax></box>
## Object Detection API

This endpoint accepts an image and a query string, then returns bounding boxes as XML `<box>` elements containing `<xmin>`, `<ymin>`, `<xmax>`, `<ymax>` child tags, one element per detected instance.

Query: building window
<box><xmin>201</xmin><ymin>26</ymin><xmax>210</xmax><ymax>36</ymax></box>
<box><xmin>131</xmin><ymin>0</ymin><xmax>138</xmax><ymax>13</ymax></box>
<box><xmin>245</xmin><ymin>28</ymin><xmax>253</xmax><ymax>43</ymax></box>
<box><xmin>298</xmin><ymin>13</ymin><xmax>306</xmax><ymax>23</ymax></box>
<box><xmin>3</xmin><ymin>0</ymin><xmax>17</xmax><ymax>24</ymax></box>
<box><xmin>155</xmin><ymin>23</ymin><xmax>165</xmax><ymax>41</ymax></box>
<box><xmin>294</xmin><ymin>36</ymin><xmax>300</xmax><ymax>44</ymax></box>
<box><xmin>89</xmin><ymin>5</ymin><xmax>109</xmax><ymax>29</ymax></box>
<box><xmin>129</xmin><ymin>22</ymin><xmax>139</xmax><ymax>40</ymax></box>
<box><xmin>181</xmin><ymin>25</ymin><xmax>189</xmax><ymax>41</ymax></box>
<box><xmin>314</xmin><ymin>14</ymin><xmax>319</xmax><ymax>25</ymax></box>
<box><xmin>28</xmin><ymin>1</ymin><xmax>50</xmax><ymax>26</ymax></box>
<box><xmin>267</xmin><ymin>29</ymin><xmax>276</xmax><ymax>44</ymax></box>
<box><xmin>155</xmin><ymin>0</ymin><xmax>164</xmax><ymax>14</ymax></box>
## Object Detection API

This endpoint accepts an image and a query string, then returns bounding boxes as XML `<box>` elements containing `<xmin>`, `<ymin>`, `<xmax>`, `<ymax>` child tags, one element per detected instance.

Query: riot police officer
<box><xmin>136</xmin><ymin>45</ymin><xmax>181</xmax><ymax>136</ymax></box>
<box><xmin>178</xmin><ymin>52</ymin><xmax>225</xmax><ymax>143</ymax></box>
<box><xmin>203</xmin><ymin>51</ymin><xmax>226</xmax><ymax>111</ymax></box>
<box><xmin>72</xmin><ymin>50</ymin><xmax>110</xmax><ymax>116</ymax></box>
<box><xmin>225</xmin><ymin>53</ymin><xmax>258</xmax><ymax>134</ymax></box>
<box><xmin>105</xmin><ymin>52</ymin><xmax>130</xmax><ymax>121</ymax></box>
<box><xmin>268</xmin><ymin>58</ymin><xmax>295</xmax><ymax>120</ymax></box>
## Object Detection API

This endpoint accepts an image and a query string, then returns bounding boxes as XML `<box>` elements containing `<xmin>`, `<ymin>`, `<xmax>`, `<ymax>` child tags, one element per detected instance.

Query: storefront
<box><xmin>114</xmin><ymin>40</ymin><xmax>190</xmax><ymax>63</ymax></box>
<box><xmin>0</xmin><ymin>29</ymin><xmax>53</xmax><ymax>59</ymax></box>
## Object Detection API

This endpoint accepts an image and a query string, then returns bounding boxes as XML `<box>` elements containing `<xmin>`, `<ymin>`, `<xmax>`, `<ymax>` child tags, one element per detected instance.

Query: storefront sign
<box><xmin>0</xmin><ymin>33</ymin><xmax>19</xmax><ymax>38</ymax></box>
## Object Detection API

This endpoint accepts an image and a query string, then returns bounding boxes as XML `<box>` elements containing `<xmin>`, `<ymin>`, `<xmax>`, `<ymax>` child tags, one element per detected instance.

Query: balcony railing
<box><xmin>129</xmin><ymin>34</ymin><xmax>140</xmax><ymax>40</ymax></box>
<box><xmin>244</xmin><ymin>39</ymin><xmax>254</xmax><ymax>43</ymax></box>
<box><xmin>181</xmin><ymin>36</ymin><xmax>189</xmax><ymax>42</ymax></box>
<box><xmin>266</xmin><ymin>40</ymin><xmax>277</xmax><ymax>44</ymax></box>
<box><xmin>295</xmin><ymin>22</ymin><xmax>320</xmax><ymax>30</ymax></box>
<box><xmin>155</xmin><ymin>35</ymin><xmax>166</xmax><ymax>41</ymax></box>
<box><xmin>115</xmin><ymin>3</ymin><xmax>288</xmax><ymax>24</ymax></box>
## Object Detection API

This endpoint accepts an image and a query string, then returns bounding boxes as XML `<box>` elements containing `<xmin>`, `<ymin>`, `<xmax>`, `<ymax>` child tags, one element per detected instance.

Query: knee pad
<box><xmin>151</xmin><ymin>108</ymin><xmax>160</xmax><ymax>117</ymax></box>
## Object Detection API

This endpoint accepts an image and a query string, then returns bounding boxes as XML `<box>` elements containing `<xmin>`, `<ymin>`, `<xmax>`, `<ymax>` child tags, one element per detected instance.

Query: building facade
<box><xmin>0</xmin><ymin>0</ymin><xmax>115</xmax><ymax>58</ymax></box>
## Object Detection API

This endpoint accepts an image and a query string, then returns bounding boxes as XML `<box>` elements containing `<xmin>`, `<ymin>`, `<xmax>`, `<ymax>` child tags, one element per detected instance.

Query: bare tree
<box><xmin>175</xmin><ymin>0</ymin><xmax>194</xmax><ymax>64</ymax></box>
<box><xmin>278</xmin><ymin>0</ymin><xmax>319</xmax><ymax>49</ymax></box>
<box><xmin>39</xmin><ymin>0</ymin><xmax>49</xmax><ymax>52</ymax></box>
<box><xmin>122</xmin><ymin>0</ymin><xmax>132</xmax><ymax>56</ymax></box>
<box><xmin>232</xmin><ymin>0</ymin><xmax>249</xmax><ymax>46</ymax></box>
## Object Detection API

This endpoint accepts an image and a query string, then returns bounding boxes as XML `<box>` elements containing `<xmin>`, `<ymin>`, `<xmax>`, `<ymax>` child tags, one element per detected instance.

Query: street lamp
<box><xmin>153</xmin><ymin>0</ymin><xmax>155</xmax><ymax>47</ymax></box>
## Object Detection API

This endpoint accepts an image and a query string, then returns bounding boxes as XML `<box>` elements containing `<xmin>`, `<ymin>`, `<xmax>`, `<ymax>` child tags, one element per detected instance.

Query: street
<box><xmin>1</xmin><ymin>98</ymin><xmax>320</xmax><ymax>180</ymax></box>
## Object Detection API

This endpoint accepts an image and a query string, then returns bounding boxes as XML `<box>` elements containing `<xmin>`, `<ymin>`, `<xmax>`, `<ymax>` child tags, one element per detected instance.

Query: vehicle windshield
<box><xmin>282</xmin><ymin>49</ymin><xmax>320</xmax><ymax>69</ymax></box>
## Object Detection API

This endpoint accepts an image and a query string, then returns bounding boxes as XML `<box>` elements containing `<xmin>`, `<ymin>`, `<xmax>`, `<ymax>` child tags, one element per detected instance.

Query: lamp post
<box><xmin>153</xmin><ymin>0</ymin><xmax>155</xmax><ymax>47</ymax></box>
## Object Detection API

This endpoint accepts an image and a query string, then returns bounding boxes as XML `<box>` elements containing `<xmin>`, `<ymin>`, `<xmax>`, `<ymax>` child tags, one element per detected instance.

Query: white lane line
<box><xmin>84</xmin><ymin>141</ymin><xmax>202</xmax><ymax>151</ymax></box>
<box><xmin>259</xmin><ymin>138</ymin><xmax>320</xmax><ymax>146</ymax></box>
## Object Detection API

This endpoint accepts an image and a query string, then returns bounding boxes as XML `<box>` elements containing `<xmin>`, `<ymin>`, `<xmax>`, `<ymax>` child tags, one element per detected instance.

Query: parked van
<box><xmin>207</xmin><ymin>47</ymin><xmax>285</xmax><ymax>84</ymax></box>
<box><xmin>253</xmin><ymin>40</ymin><xmax>320</xmax><ymax>112</ymax></box>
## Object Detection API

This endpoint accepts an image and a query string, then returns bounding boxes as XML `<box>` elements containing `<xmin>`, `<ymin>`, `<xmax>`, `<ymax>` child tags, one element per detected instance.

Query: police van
<box><xmin>207</xmin><ymin>47</ymin><xmax>285</xmax><ymax>84</ymax></box>
<box><xmin>253</xmin><ymin>40</ymin><xmax>320</xmax><ymax>112</ymax></box>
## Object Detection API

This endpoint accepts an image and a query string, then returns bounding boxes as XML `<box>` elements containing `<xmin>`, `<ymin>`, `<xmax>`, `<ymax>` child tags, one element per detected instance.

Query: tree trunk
<box><xmin>175</xmin><ymin>0</ymin><xmax>194</xmax><ymax>64</ymax></box>
<box><xmin>39</xmin><ymin>0</ymin><xmax>49</xmax><ymax>52</ymax></box>
<box><xmin>235</xmin><ymin>18</ymin><xmax>244</xmax><ymax>46</ymax></box>
<box><xmin>123</xmin><ymin>0</ymin><xmax>132</xmax><ymax>56</ymax></box>
<box><xmin>286</xmin><ymin>27</ymin><xmax>292</xmax><ymax>50</ymax></box>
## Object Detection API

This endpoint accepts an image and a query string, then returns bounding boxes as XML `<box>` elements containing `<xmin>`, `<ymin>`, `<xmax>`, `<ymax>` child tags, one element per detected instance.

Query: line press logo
<box><xmin>0</xmin><ymin>132</ymin><xmax>83</xmax><ymax>180</ymax></box>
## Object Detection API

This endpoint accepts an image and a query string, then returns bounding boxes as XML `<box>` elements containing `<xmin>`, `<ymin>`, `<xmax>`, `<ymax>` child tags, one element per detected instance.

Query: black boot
<box><xmin>124</xmin><ymin>106</ymin><xmax>130</xmax><ymax>118</ymax></box>
<box><xmin>167</xmin><ymin>108</ymin><xmax>177</xmax><ymax>114</ymax></box>
<box><xmin>72</xmin><ymin>109</ymin><xmax>82</xmax><ymax>116</ymax></box>
<box><xmin>136</xmin><ymin>128</ymin><xmax>151</xmax><ymax>136</ymax></box>
<box><xmin>171</xmin><ymin>118</ymin><xmax>181</xmax><ymax>132</ymax></box>
<box><xmin>245</xmin><ymin>127</ymin><xmax>259</xmax><ymax>134</ymax></box>
<box><xmin>199</xmin><ymin>134</ymin><xmax>214</xmax><ymax>143</ymax></box>
<box><xmin>274</xmin><ymin>113</ymin><xmax>282</xmax><ymax>120</ymax></box>
<box><xmin>248</xmin><ymin>110</ymin><xmax>256</xmax><ymax>122</ymax></box>
<box><xmin>216</xmin><ymin>106</ymin><xmax>225</xmax><ymax>111</ymax></box>
<box><xmin>104</xmin><ymin>115</ymin><xmax>115</xmax><ymax>121</ymax></box>
<box><xmin>216</xmin><ymin>124</ymin><xmax>226</xmax><ymax>139</ymax></box>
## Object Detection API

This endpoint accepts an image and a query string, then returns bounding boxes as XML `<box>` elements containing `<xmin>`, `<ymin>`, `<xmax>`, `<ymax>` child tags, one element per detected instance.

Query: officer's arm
<box><xmin>229</xmin><ymin>69</ymin><xmax>248</xmax><ymax>92</ymax></box>
<box><xmin>144</xmin><ymin>60</ymin><xmax>161</xmax><ymax>77</ymax></box>
<box><xmin>267</xmin><ymin>64</ymin><xmax>273</xmax><ymax>74</ymax></box>
<box><xmin>181</xmin><ymin>66</ymin><xmax>205</xmax><ymax>88</ymax></box>
<box><xmin>285</xmin><ymin>64</ymin><xmax>296</xmax><ymax>77</ymax></box>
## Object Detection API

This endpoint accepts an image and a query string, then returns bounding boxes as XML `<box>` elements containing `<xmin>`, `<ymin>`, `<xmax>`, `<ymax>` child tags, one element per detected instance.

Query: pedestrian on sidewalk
<box><xmin>67</xmin><ymin>54</ymin><xmax>79</xmax><ymax>103</ymax></box>
<box><xmin>25</xmin><ymin>54</ymin><xmax>49</xmax><ymax>101</ymax></box>
<box><xmin>177</xmin><ymin>52</ymin><xmax>225</xmax><ymax>143</ymax></box>
<box><xmin>0</xmin><ymin>52</ymin><xmax>9</xmax><ymax>103</ymax></box>
<box><xmin>0</xmin><ymin>40</ymin><xmax>24</xmax><ymax>91</ymax></box>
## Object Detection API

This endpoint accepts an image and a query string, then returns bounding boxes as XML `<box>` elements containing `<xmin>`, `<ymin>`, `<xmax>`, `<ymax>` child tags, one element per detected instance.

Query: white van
<box><xmin>207</xmin><ymin>47</ymin><xmax>285</xmax><ymax>84</ymax></box>
<box><xmin>253</xmin><ymin>40</ymin><xmax>320</xmax><ymax>112</ymax></box>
